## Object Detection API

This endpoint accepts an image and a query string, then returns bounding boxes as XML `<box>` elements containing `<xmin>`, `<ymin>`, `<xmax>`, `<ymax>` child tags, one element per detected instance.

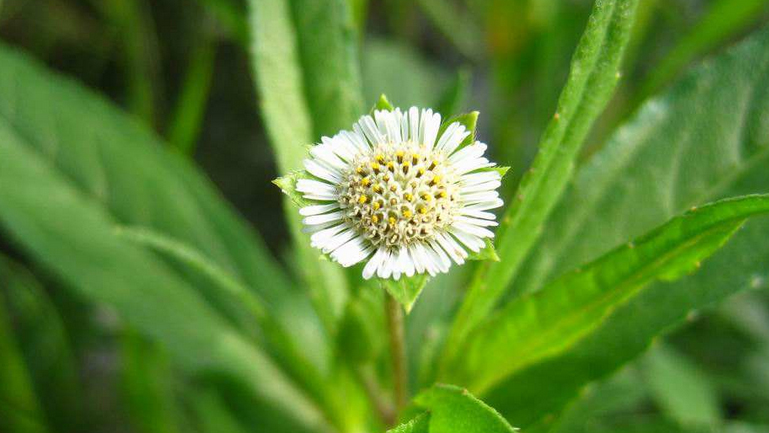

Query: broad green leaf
<box><xmin>445</xmin><ymin>0</ymin><xmax>640</xmax><ymax>357</ymax></box>
<box><xmin>0</xmin><ymin>256</ymin><xmax>83</xmax><ymax>432</ymax></box>
<box><xmin>121</xmin><ymin>333</ymin><xmax>182</xmax><ymax>433</ymax></box>
<box><xmin>643</xmin><ymin>344</ymin><xmax>722</xmax><ymax>427</ymax></box>
<box><xmin>248</xmin><ymin>0</ymin><xmax>351</xmax><ymax>332</ymax></box>
<box><xmin>479</xmin><ymin>24</ymin><xmax>769</xmax><ymax>428</ymax></box>
<box><xmin>413</xmin><ymin>384</ymin><xmax>517</xmax><ymax>433</ymax></box>
<box><xmin>387</xmin><ymin>414</ymin><xmax>430</xmax><ymax>433</ymax></box>
<box><xmin>0</xmin><ymin>267</ymin><xmax>49</xmax><ymax>433</ymax></box>
<box><xmin>0</xmin><ymin>43</ymin><xmax>328</xmax><ymax>369</ymax></box>
<box><xmin>0</xmin><ymin>120</ymin><xmax>329</xmax><ymax>433</ymax></box>
<box><xmin>443</xmin><ymin>195</ymin><xmax>769</xmax><ymax>394</ymax></box>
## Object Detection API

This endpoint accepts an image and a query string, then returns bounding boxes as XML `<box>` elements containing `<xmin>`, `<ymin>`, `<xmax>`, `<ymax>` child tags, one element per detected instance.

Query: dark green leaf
<box><xmin>386</xmin><ymin>413</ymin><xmax>430</xmax><ymax>433</ymax></box>
<box><xmin>435</xmin><ymin>68</ymin><xmax>471</xmax><ymax>118</ymax></box>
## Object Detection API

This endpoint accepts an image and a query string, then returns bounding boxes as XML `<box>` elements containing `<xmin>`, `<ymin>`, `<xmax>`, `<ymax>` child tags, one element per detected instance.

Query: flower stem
<box><xmin>385</xmin><ymin>292</ymin><xmax>408</xmax><ymax>413</ymax></box>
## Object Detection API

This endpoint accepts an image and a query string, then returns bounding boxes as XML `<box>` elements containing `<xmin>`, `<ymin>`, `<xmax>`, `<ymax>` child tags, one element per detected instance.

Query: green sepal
<box><xmin>371</xmin><ymin>94</ymin><xmax>395</xmax><ymax>114</ymax></box>
<box><xmin>273</xmin><ymin>170</ymin><xmax>316</xmax><ymax>208</ymax></box>
<box><xmin>380</xmin><ymin>274</ymin><xmax>429</xmax><ymax>313</ymax></box>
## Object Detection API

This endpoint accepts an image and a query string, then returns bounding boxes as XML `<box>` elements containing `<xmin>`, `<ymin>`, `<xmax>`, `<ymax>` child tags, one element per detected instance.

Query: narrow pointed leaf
<box><xmin>443</xmin><ymin>195</ymin><xmax>769</xmax><ymax>393</ymax></box>
<box><xmin>445</xmin><ymin>0</ymin><xmax>640</xmax><ymax>357</ymax></box>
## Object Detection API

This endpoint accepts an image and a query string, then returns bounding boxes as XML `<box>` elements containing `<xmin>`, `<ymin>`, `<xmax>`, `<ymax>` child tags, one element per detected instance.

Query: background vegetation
<box><xmin>1</xmin><ymin>0</ymin><xmax>769</xmax><ymax>432</ymax></box>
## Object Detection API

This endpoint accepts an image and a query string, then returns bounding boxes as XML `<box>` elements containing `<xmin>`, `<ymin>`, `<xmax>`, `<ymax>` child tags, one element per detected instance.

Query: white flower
<box><xmin>296</xmin><ymin>107</ymin><xmax>503</xmax><ymax>280</ymax></box>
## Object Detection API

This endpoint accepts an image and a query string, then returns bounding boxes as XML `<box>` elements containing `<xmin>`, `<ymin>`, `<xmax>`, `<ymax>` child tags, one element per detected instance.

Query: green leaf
<box><xmin>413</xmin><ymin>384</ymin><xmax>518</xmax><ymax>433</ymax></box>
<box><xmin>444</xmin><ymin>0</ymin><xmax>641</xmax><ymax>356</ymax></box>
<box><xmin>0</xmin><ymin>255</ymin><xmax>83</xmax><ymax>431</ymax></box>
<box><xmin>0</xmin><ymin>46</ymin><xmax>334</xmax><ymax>432</ymax></box>
<box><xmin>248</xmin><ymin>0</ymin><xmax>353</xmax><ymax>332</ymax></box>
<box><xmin>0</xmin><ymin>265</ymin><xmax>49</xmax><ymax>433</ymax></box>
<box><xmin>0</xmin><ymin>118</ymin><xmax>330</xmax><ymax>433</ymax></box>
<box><xmin>485</xmin><ymin>24</ymin><xmax>769</xmax><ymax>428</ymax></box>
<box><xmin>466</xmin><ymin>238</ymin><xmax>500</xmax><ymax>262</ymax></box>
<box><xmin>381</xmin><ymin>275</ymin><xmax>430</xmax><ymax>313</ymax></box>
<box><xmin>643</xmin><ymin>344</ymin><xmax>722</xmax><ymax>427</ymax></box>
<box><xmin>442</xmin><ymin>195</ymin><xmax>769</xmax><ymax>394</ymax></box>
<box><xmin>0</xmin><ymin>42</ymin><xmax>328</xmax><ymax>366</ymax></box>
<box><xmin>190</xmin><ymin>389</ymin><xmax>250</xmax><ymax>433</ymax></box>
<box><xmin>386</xmin><ymin>414</ymin><xmax>430</xmax><ymax>433</ymax></box>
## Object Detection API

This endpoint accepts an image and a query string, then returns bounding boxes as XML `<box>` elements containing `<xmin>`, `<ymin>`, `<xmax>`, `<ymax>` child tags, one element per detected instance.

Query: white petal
<box><xmin>464</xmin><ymin>198</ymin><xmax>504</xmax><ymax>211</ymax></box>
<box><xmin>460</xmin><ymin>180</ymin><xmax>502</xmax><ymax>194</ymax></box>
<box><xmin>331</xmin><ymin>237</ymin><xmax>372</xmax><ymax>267</ymax></box>
<box><xmin>427</xmin><ymin>242</ymin><xmax>451</xmax><ymax>273</ymax></box>
<box><xmin>455</xmin><ymin>215</ymin><xmax>498</xmax><ymax>227</ymax></box>
<box><xmin>359</xmin><ymin>115</ymin><xmax>385</xmax><ymax>145</ymax></box>
<box><xmin>435</xmin><ymin>232</ymin><xmax>466</xmax><ymax>265</ymax></box>
<box><xmin>377</xmin><ymin>250</ymin><xmax>395</xmax><ymax>279</ymax></box>
<box><xmin>304</xmin><ymin>159</ymin><xmax>342</xmax><ymax>183</ymax></box>
<box><xmin>436</xmin><ymin>123</ymin><xmax>469</xmax><ymax>155</ymax></box>
<box><xmin>454</xmin><ymin>221</ymin><xmax>495</xmax><ymax>238</ymax></box>
<box><xmin>300</xmin><ymin>203</ymin><xmax>339</xmax><ymax>216</ymax></box>
<box><xmin>311</xmin><ymin>142</ymin><xmax>346</xmax><ymax>170</ymax></box>
<box><xmin>459</xmin><ymin>208</ymin><xmax>497</xmax><ymax>220</ymax></box>
<box><xmin>303</xmin><ymin>210</ymin><xmax>344</xmax><ymax>226</ymax></box>
<box><xmin>363</xmin><ymin>248</ymin><xmax>386</xmax><ymax>280</ymax></box>
<box><xmin>453</xmin><ymin>157</ymin><xmax>494</xmax><ymax>175</ymax></box>
<box><xmin>461</xmin><ymin>191</ymin><xmax>500</xmax><ymax>204</ymax></box>
<box><xmin>408</xmin><ymin>245</ymin><xmax>425</xmax><ymax>274</ymax></box>
<box><xmin>343</xmin><ymin>129</ymin><xmax>369</xmax><ymax>153</ymax></box>
<box><xmin>460</xmin><ymin>171</ymin><xmax>501</xmax><ymax>186</ymax></box>
<box><xmin>321</xmin><ymin>228</ymin><xmax>356</xmax><ymax>253</ymax></box>
<box><xmin>449</xmin><ymin>141</ymin><xmax>486</xmax><ymax>163</ymax></box>
<box><xmin>397</xmin><ymin>246</ymin><xmax>415</xmax><ymax>277</ymax></box>
<box><xmin>450</xmin><ymin>229</ymin><xmax>484</xmax><ymax>253</ymax></box>
<box><xmin>310</xmin><ymin>223</ymin><xmax>347</xmax><ymax>247</ymax></box>
<box><xmin>302</xmin><ymin>193</ymin><xmax>337</xmax><ymax>201</ymax></box>
<box><xmin>408</xmin><ymin>107</ymin><xmax>420</xmax><ymax>142</ymax></box>
<box><xmin>423</xmin><ymin>111</ymin><xmax>441</xmax><ymax>150</ymax></box>
<box><xmin>296</xmin><ymin>179</ymin><xmax>335</xmax><ymax>194</ymax></box>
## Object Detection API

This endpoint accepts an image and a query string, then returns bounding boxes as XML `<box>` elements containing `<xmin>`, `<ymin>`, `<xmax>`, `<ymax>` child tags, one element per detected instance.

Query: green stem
<box><xmin>385</xmin><ymin>292</ymin><xmax>408</xmax><ymax>413</ymax></box>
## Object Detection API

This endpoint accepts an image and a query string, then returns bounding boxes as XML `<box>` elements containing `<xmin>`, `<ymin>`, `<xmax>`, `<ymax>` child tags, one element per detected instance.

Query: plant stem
<box><xmin>385</xmin><ymin>292</ymin><xmax>408</xmax><ymax>413</ymax></box>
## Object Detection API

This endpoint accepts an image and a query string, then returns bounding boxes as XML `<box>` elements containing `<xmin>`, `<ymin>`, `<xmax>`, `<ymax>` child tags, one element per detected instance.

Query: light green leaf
<box><xmin>248</xmin><ymin>0</ymin><xmax>352</xmax><ymax>332</ymax></box>
<box><xmin>0</xmin><ymin>255</ymin><xmax>83</xmax><ymax>431</ymax></box>
<box><xmin>643</xmin><ymin>344</ymin><xmax>722</xmax><ymax>427</ymax></box>
<box><xmin>413</xmin><ymin>384</ymin><xmax>517</xmax><ymax>433</ymax></box>
<box><xmin>483</xmin><ymin>24</ymin><xmax>769</xmax><ymax>428</ymax></box>
<box><xmin>0</xmin><ymin>118</ymin><xmax>329</xmax><ymax>433</ymax></box>
<box><xmin>381</xmin><ymin>275</ymin><xmax>430</xmax><ymax>313</ymax></box>
<box><xmin>414</xmin><ymin>0</ymin><xmax>482</xmax><ymax>61</ymax></box>
<box><xmin>466</xmin><ymin>238</ymin><xmax>500</xmax><ymax>262</ymax></box>
<box><xmin>445</xmin><ymin>0</ymin><xmax>640</xmax><ymax>356</ymax></box>
<box><xmin>190</xmin><ymin>389</ymin><xmax>249</xmax><ymax>433</ymax></box>
<box><xmin>443</xmin><ymin>195</ymin><xmax>769</xmax><ymax>394</ymax></box>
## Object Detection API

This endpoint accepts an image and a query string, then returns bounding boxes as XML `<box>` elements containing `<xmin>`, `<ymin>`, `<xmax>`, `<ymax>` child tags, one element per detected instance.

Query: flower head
<box><xmin>295</xmin><ymin>107</ymin><xmax>503</xmax><ymax>280</ymax></box>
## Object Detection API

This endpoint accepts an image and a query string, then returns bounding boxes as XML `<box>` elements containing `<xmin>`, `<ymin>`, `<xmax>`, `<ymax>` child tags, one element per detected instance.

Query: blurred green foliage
<box><xmin>1</xmin><ymin>0</ymin><xmax>769</xmax><ymax>432</ymax></box>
